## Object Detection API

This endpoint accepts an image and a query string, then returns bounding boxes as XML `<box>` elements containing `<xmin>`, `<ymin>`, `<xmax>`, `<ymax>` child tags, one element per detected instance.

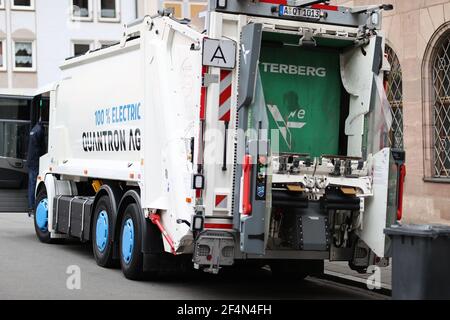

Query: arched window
<box><xmin>385</xmin><ymin>45</ymin><xmax>404</xmax><ymax>150</ymax></box>
<box><xmin>431</xmin><ymin>34</ymin><xmax>450</xmax><ymax>178</ymax></box>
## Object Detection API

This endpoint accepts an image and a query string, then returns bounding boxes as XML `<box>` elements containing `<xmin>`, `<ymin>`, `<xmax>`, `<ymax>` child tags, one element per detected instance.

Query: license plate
<box><xmin>279</xmin><ymin>5</ymin><xmax>321</xmax><ymax>20</ymax></box>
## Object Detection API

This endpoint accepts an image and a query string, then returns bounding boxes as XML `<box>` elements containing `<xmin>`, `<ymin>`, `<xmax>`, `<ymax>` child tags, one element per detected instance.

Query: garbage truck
<box><xmin>33</xmin><ymin>0</ymin><xmax>406</xmax><ymax>280</ymax></box>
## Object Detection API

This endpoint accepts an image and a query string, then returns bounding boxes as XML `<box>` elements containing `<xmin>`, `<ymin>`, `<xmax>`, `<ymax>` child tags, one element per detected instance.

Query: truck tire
<box><xmin>119</xmin><ymin>203</ymin><xmax>145</xmax><ymax>280</ymax></box>
<box><xmin>34</xmin><ymin>188</ymin><xmax>53</xmax><ymax>244</ymax></box>
<box><xmin>92</xmin><ymin>196</ymin><xmax>116</xmax><ymax>268</ymax></box>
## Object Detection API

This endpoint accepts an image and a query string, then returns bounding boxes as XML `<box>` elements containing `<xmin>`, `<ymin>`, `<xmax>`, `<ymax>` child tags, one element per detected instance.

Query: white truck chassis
<box><xmin>33</xmin><ymin>1</ymin><xmax>405</xmax><ymax>279</ymax></box>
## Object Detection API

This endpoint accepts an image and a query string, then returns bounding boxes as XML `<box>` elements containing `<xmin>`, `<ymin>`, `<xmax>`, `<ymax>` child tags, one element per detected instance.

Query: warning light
<box><xmin>191</xmin><ymin>215</ymin><xmax>204</xmax><ymax>232</ymax></box>
<box><xmin>192</xmin><ymin>174</ymin><xmax>205</xmax><ymax>190</ymax></box>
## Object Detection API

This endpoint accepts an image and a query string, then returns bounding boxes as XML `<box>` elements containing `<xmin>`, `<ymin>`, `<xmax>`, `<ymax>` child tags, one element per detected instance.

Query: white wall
<box><xmin>36</xmin><ymin>0</ymin><xmax>137</xmax><ymax>87</ymax></box>
<box><xmin>138</xmin><ymin>0</ymin><xmax>158</xmax><ymax>16</ymax></box>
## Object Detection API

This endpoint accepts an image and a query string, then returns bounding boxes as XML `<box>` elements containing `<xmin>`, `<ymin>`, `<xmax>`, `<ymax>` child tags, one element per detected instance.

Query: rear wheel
<box><xmin>34</xmin><ymin>188</ymin><xmax>53</xmax><ymax>244</ymax></box>
<box><xmin>119</xmin><ymin>203</ymin><xmax>144</xmax><ymax>280</ymax></box>
<box><xmin>92</xmin><ymin>196</ymin><xmax>116</xmax><ymax>268</ymax></box>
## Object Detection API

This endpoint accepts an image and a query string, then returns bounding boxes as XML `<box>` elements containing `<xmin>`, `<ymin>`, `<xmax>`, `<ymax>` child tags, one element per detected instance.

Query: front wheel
<box><xmin>34</xmin><ymin>188</ymin><xmax>53</xmax><ymax>244</ymax></box>
<box><xmin>119</xmin><ymin>203</ymin><xmax>144</xmax><ymax>280</ymax></box>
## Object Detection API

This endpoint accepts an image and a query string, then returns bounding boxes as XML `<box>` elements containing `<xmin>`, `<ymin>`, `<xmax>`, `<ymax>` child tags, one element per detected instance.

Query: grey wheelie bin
<box><xmin>385</xmin><ymin>224</ymin><xmax>450</xmax><ymax>300</ymax></box>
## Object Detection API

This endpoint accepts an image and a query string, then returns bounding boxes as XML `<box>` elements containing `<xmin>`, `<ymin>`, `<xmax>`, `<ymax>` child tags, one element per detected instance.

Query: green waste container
<box><xmin>384</xmin><ymin>224</ymin><xmax>450</xmax><ymax>300</ymax></box>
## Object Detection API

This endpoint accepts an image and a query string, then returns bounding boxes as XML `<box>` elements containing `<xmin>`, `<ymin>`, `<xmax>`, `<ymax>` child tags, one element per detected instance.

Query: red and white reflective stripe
<box><xmin>215</xmin><ymin>194</ymin><xmax>228</xmax><ymax>209</ymax></box>
<box><xmin>219</xmin><ymin>69</ymin><xmax>232</xmax><ymax>122</ymax></box>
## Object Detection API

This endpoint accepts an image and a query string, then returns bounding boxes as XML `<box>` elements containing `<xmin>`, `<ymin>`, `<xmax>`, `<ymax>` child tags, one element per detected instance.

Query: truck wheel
<box><xmin>119</xmin><ymin>203</ymin><xmax>144</xmax><ymax>280</ymax></box>
<box><xmin>34</xmin><ymin>189</ymin><xmax>53</xmax><ymax>244</ymax></box>
<box><xmin>92</xmin><ymin>196</ymin><xmax>116</xmax><ymax>268</ymax></box>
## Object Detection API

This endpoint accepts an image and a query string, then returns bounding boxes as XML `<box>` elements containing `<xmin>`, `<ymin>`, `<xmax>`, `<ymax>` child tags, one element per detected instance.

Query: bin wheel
<box><xmin>92</xmin><ymin>196</ymin><xmax>116</xmax><ymax>268</ymax></box>
<box><xmin>349</xmin><ymin>262</ymin><xmax>368</xmax><ymax>274</ymax></box>
<box><xmin>34</xmin><ymin>188</ymin><xmax>54</xmax><ymax>244</ymax></box>
<box><xmin>119</xmin><ymin>203</ymin><xmax>145</xmax><ymax>280</ymax></box>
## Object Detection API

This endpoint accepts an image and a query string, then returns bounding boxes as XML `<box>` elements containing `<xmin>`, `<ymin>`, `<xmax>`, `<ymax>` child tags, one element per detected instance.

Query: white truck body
<box><xmin>35</xmin><ymin>1</ymin><xmax>403</xmax><ymax>278</ymax></box>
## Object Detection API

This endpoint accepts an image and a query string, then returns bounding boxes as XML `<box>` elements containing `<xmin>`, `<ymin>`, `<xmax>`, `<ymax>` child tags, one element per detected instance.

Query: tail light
<box><xmin>397</xmin><ymin>164</ymin><xmax>406</xmax><ymax>221</ymax></box>
<box><xmin>242</xmin><ymin>155</ymin><xmax>253</xmax><ymax>216</ymax></box>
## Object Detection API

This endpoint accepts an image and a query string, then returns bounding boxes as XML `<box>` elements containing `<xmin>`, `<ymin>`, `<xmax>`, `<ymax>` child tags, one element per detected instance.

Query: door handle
<box><xmin>8</xmin><ymin>160</ymin><xmax>24</xmax><ymax>169</ymax></box>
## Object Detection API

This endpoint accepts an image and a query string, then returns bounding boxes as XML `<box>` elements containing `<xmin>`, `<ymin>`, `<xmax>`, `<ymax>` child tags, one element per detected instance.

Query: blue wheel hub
<box><xmin>95</xmin><ymin>211</ymin><xmax>109</xmax><ymax>253</ymax></box>
<box><xmin>36</xmin><ymin>198</ymin><xmax>48</xmax><ymax>232</ymax></box>
<box><xmin>121</xmin><ymin>218</ymin><xmax>134</xmax><ymax>265</ymax></box>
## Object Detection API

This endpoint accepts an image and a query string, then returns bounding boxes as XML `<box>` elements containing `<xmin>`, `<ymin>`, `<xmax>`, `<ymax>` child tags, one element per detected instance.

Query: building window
<box><xmin>0</xmin><ymin>0</ymin><xmax>5</xmax><ymax>9</ymax></box>
<box><xmin>0</xmin><ymin>97</ymin><xmax>32</xmax><ymax>161</ymax></box>
<box><xmin>99</xmin><ymin>0</ymin><xmax>120</xmax><ymax>22</ymax></box>
<box><xmin>13</xmin><ymin>41</ymin><xmax>35</xmax><ymax>72</ymax></box>
<box><xmin>190</xmin><ymin>3</ymin><xmax>207</xmax><ymax>30</ymax></box>
<box><xmin>0</xmin><ymin>40</ymin><xmax>6</xmax><ymax>71</ymax></box>
<box><xmin>431</xmin><ymin>33</ymin><xmax>450</xmax><ymax>178</ymax></box>
<box><xmin>163</xmin><ymin>2</ymin><xmax>183</xmax><ymax>19</ymax></box>
<box><xmin>72</xmin><ymin>0</ymin><xmax>92</xmax><ymax>20</ymax></box>
<box><xmin>385</xmin><ymin>45</ymin><xmax>404</xmax><ymax>150</ymax></box>
<box><xmin>12</xmin><ymin>0</ymin><xmax>35</xmax><ymax>10</ymax></box>
<box><xmin>73</xmin><ymin>42</ymin><xmax>92</xmax><ymax>57</ymax></box>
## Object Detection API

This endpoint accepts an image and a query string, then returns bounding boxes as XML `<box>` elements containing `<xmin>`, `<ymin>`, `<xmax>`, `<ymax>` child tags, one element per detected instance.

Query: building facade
<box><xmin>0</xmin><ymin>0</ymin><xmax>138</xmax><ymax>89</ymax></box>
<box><xmin>138</xmin><ymin>0</ymin><xmax>207</xmax><ymax>29</ymax></box>
<box><xmin>0</xmin><ymin>0</ymin><xmax>38</xmax><ymax>89</ymax></box>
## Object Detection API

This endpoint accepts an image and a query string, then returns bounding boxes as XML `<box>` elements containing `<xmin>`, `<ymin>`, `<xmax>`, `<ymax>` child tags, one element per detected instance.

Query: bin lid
<box><xmin>385</xmin><ymin>224</ymin><xmax>450</xmax><ymax>238</ymax></box>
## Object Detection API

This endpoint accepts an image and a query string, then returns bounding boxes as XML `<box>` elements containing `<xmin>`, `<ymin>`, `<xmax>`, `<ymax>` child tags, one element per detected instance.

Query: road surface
<box><xmin>0</xmin><ymin>213</ymin><xmax>388</xmax><ymax>300</ymax></box>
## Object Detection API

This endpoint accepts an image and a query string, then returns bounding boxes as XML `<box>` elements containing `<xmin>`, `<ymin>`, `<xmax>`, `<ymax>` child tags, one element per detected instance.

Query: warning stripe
<box><xmin>215</xmin><ymin>194</ymin><xmax>228</xmax><ymax>209</ymax></box>
<box><xmin>219</xmin><ymin>70</ymin><xmax>232</xmax><ymax>122</ymax></box>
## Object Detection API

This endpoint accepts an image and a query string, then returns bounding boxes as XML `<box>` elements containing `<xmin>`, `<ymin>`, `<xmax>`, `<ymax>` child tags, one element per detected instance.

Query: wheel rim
<box><xmin>121</xmin><ymin>218</ymin><xmax>134</xmax><ymax>265</ymax></box>
<box><xmin>95</xmin><ymin>210</ymin><xmax>109</xmax><ymax>253</ymax></box>
<box><xmin>36</xmin><ymin>198</ymin><xmax>48</xmax><ymax>232</ymax></box>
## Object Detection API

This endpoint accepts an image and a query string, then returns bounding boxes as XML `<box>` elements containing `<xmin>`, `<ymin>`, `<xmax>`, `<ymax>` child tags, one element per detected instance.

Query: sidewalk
<box><xmin>324</xmin><ymin>261</ymin><xmax>392</xmax><ymax>290</ymax></box>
